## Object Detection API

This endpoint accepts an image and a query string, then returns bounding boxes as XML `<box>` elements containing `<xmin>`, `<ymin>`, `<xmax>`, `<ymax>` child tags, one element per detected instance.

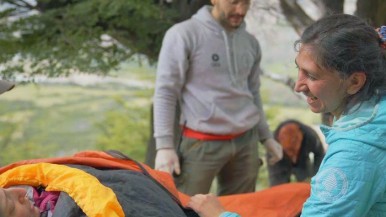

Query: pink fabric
<box><xmin>32</xmin><ymin>188</ymin><xmax>60</xmax><ymax>213</ymax></box>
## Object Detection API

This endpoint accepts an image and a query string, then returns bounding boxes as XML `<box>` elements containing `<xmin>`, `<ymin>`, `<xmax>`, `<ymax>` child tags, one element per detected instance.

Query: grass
<box><xmin>0</xmin><ymin>61</ymin><xmax>322</xmax><ymax>190</ymax></box>
<box><xmin>0</xmin><ymin>63</ymin><xmax>155</xmax><ymax>164</ymax></box>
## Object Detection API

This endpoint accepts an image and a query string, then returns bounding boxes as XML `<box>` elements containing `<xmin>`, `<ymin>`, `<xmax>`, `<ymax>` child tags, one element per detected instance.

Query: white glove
<box><xmin>155</xmin><ymin>148</ymin><xmax>181</xmax><ymax>175</ymax></box>
<box><xmin>263</xmin><ymin>138</ymin><xmax>283</xmax><ymax>165</ymax></box>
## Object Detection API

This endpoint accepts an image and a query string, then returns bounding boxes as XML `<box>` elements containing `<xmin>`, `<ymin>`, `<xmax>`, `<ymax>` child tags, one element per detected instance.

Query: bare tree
<box><xmin>321</xmin><ymin>0</ymin><xmax>345</xmax><ymax>15</ymax></box>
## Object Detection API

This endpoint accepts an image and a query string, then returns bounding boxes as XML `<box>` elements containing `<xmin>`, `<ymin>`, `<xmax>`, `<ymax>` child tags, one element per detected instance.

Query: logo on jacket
<box><xmin>211</xmin><ymin>54</ymin><xmax>220</xmax><ymax>67</ymax></box>
<box><xmin>314</xmin><ymin>167</ymin><xmax>348</xmax><ymax>203</ymax></box>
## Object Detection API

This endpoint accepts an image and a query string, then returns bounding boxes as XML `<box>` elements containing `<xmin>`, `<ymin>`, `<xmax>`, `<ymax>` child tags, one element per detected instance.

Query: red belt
<box><xmin>182</xmin><ymin>126</ymin><xmax>244</xmax><ymax>141</ymax></box>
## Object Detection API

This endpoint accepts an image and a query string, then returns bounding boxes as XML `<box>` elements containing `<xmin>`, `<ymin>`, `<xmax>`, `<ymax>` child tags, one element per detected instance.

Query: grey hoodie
<box><xmin>153</xmin><ymin>5</ymin><xmax>272</xmax><ymax>149</ymax></box>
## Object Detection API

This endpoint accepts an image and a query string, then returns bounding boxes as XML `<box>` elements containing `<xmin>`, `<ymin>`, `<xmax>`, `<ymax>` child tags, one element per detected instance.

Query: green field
<box><xmin>0</xmin><ymin>63</ymin><xmax>155</xmax><ymax>165</ymax></box>
<box><xmin>0</xmin><ymin>62</ymin><xmax>321</xmax><ymax>189</ymax></box>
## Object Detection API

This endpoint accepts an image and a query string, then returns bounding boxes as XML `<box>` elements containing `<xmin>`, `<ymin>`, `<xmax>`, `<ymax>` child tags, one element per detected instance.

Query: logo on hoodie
<box><xmin>314</xmin><ymin>167</ymin><xmax>348</xmax><ymax>203</ymax></box>
<box><xmin>211</xmin><ymin>54</ymin><xmax>220</xmax><ymax>67</ymax></box>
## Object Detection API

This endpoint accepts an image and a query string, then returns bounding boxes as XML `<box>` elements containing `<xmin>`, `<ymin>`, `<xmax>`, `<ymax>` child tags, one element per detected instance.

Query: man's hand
<box><xmin>187</xmin><ymin>194</ymin><xmax>226</xmax><ymax>217</ymax></box>
<box><xmin>155</xmin><ymin>148</ymin><xmax>181</xmax><ymax>175</ymax></box>
<box><xmin>263</xmin><ymin>138</ymin><xmax>283</xmax><ymax>165</ymax></box>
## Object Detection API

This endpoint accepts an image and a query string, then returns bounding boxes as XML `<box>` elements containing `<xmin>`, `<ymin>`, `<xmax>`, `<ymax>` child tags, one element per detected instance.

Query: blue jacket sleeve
<box><xmin>220</xmin><ymin>211</ymin><xmax>241</xmax><ymax>217</ymax></box>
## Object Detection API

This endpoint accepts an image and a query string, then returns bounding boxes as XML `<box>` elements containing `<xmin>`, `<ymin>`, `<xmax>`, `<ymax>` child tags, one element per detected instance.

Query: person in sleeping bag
<box><xmin>0</xmin><ymin>186</ymin><xmax>58</xmax><ymax>217</ymax></box>
<box><xmin>0</xmin><ymin>161</ymin><xmax>197</xmax><ymax>217</ymax></box>
<box><xmin>0</xmin><ymin>82</ymin><xmax>196</xmax><ymax>217</ymax></box>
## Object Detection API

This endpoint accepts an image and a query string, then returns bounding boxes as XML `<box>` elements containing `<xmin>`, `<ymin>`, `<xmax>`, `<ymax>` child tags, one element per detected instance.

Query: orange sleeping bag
<box><xmin>0</xmin><ymin>150</ymin><xmax>310</xmax><ymax>217</ymax></box>
<box><xmin>217</xmin><ymin>183</ymin><xmax>310</xmax><ymax>217</ymax></box>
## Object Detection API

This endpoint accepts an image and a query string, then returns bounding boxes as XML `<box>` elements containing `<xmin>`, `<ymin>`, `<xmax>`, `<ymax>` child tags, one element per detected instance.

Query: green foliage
<box><xmin>0</xmin><ymin>106</ymin><xmax>61</xmax><ymax>165</ymax></box>
<box><xmin>0</xmin><ymin>77</ymin><xmax>154</xmax><ymax>165</ymax></box>
<box><xmin>0</xmin><ymin>0</ymin><xmax>178</xmax><ymax>77</ymax></box>
<box><xmin>95</xmin><ymin>96</ymin><xmax>150</xmax><ymax>162</ymax></box>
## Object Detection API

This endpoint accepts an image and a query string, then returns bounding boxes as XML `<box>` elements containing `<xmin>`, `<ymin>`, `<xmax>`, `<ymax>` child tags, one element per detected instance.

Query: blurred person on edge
<box><xmin>267</xmin><ymin>119</ymin><xmax>325</xmax><ymax>187</ymax></box>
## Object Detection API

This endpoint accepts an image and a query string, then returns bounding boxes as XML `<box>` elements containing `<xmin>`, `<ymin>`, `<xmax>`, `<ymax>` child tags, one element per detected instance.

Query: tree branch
<box><xmin>2</xmin><ymin>0</ymin><xmax>35</xmax><ymax>9</ymax></box>
<box><xmin>279</xmin><ymin>0</ymin><xmax>315</xmax><ymax>35</ymax></box>
<box><xmin>262</xmin><ymin>71</ymin><xmax>305</xmax><ymax>100</ymax></box>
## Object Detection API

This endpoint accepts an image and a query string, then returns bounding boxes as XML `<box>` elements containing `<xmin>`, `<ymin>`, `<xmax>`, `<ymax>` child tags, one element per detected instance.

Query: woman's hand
<box><xmin>187</xmin><ymin>193</ymin><xmax>226</xmax><ymax>217</ymax></box>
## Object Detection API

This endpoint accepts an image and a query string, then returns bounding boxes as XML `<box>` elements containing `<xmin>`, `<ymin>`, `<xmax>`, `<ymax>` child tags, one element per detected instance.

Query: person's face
<box><xmin>294</xmin><ymin>45</ymin><xmax>351</xmax><ymax>119</ymax></box>
<box><xmin>0</xmin><ymin>187</ymin><xmax>40</xmax><ymax>217</ymax></box>
<box><xmin>211</xmin><ymin>0</ymin><xmax>250</xmax><ymax>31</ymax></box>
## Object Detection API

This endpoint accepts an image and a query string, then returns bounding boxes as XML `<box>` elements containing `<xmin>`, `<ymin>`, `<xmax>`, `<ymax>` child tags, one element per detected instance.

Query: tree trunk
<box><xmin>147</xmin><ymin>0</ymin><xmax>315</xmax><ymax>165</ymax></box>
<box><xmin>321</xmin><ymin>0</ymin><xmax>344</xmax><ymax>16</ymax></box>
<box><xmin>145</xmin><ymin>104</ymin><xmax>156</xmax><ymax>167</ymax></box>
<box><xmin>172</xmin><ymin>0</ymin><xmax>211</xmax><ymax>21</ymax></box>
<box><xmin>279</xmin><ymin>0</ymin><xmax>345</xmax><ymax>35</ymax></box>
<box><xmin>355</xmin><ymin>0</ymin><xmax>386</xmax><ymax>27</ymax></box>
<box><xmin>145</xmin><ymin>0</ymin><xmax>210</xmax><ymax>167</ymax></box>
<box><xmin>145</xmin><ymin>103</ymin><xmax>182</xmax><ymax>167</ymax></box>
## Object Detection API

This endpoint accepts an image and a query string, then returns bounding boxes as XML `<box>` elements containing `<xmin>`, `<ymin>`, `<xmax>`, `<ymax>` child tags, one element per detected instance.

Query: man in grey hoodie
<box><xmin>153</xmin><ymin>0</ymin><xmax>283</xmax><ymax>196</ymax></box>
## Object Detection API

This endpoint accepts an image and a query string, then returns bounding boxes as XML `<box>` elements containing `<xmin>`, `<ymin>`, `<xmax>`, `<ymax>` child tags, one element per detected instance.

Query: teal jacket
<box><xmin>301</xmin><ymin>96</ymin><xmax>386</xmax><ymax>216</ymax></box>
